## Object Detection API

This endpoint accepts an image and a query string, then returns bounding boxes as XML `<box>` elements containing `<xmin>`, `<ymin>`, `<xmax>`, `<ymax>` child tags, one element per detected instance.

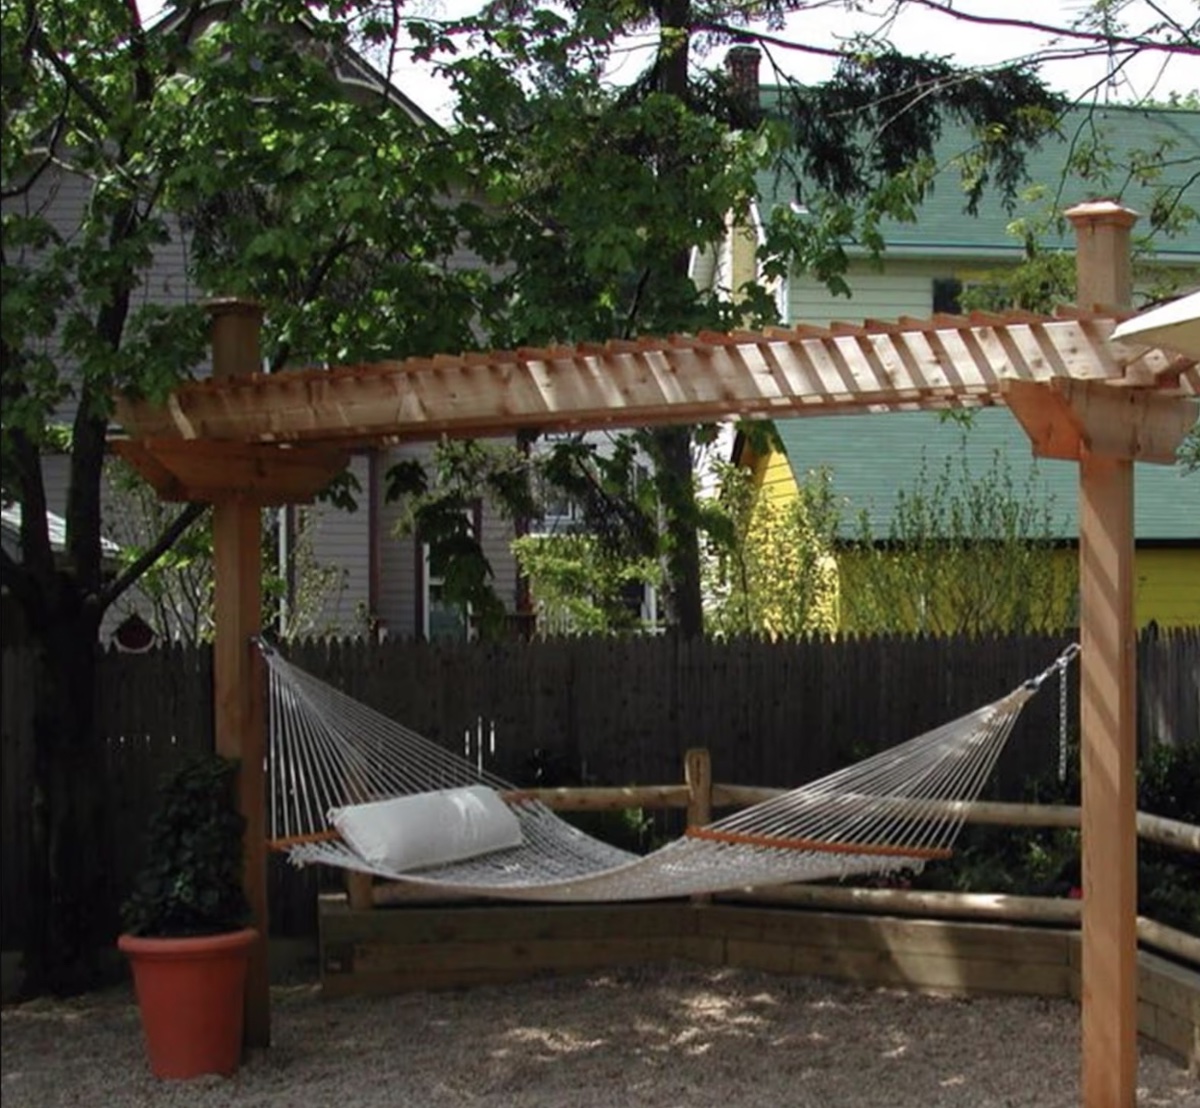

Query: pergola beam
<box><xmin>1002</xmin><ymin>378</ymin><xmax>1196</xmax><ymax>465</ymax></box>
<box><xmin>112</xmin><ymin>439</ymin><xmax>351</xmax><ymax>505</ymax></box>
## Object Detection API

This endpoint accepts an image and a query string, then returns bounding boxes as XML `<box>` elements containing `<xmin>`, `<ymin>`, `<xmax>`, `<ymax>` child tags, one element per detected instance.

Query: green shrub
<box><xmin>121</xmin><ymin>755</ymin><xmax>251</xmax><ymax>937</ymax></box>
<box><xmin>913</xmin><ymin>740</ymin><xmax>1198</xmax><ymax>934</ymax></box>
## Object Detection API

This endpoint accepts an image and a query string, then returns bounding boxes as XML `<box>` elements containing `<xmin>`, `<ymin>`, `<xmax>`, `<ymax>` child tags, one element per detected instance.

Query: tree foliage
<box><xmin>388</xmin><ymin>0</ymin><xmax>1074</xmax><ymax>636</ymax></box>
<box><xmin>514</xmin><ymin>532</ymin><xmax>663</xmax><ymax>635</ymax></box>
<box><xmin>1</xmin><ymin>0</ymin><xmax>486</xmax><ymax>994</ymax></box>
<box><xmin>841</xmin><ymin>442</ymin><xmax>1078</xmax><ymax>636</ymax></box>
<box><xmin>703</xmin><ymin>462</ymin><xmax>841</xmax><ymax>639</ymax></box>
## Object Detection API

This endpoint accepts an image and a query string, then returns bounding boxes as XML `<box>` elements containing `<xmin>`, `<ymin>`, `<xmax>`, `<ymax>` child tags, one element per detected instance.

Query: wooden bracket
<box><xmin>113</xmin><ymin>439</ymin><xmax>350</xmax><ymax>504</ymax></box>
<box><xmin>1002</xmin><ymin>379</ymin><xmax>1197</xmax><ymax>464</ymax></box>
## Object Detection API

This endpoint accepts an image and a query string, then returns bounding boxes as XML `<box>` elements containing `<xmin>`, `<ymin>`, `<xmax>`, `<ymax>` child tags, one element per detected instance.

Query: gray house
<box><xmin>8</xmin><ymin>4</ymin><xmax>522</xmax><ymax>645</ymax></box>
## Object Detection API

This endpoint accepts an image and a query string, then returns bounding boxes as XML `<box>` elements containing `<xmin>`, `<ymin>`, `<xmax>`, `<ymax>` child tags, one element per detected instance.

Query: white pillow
<box><xmin>329</xmin><ymin>785</ymin><xmax>523</xmax><ymax>872</ymax></box>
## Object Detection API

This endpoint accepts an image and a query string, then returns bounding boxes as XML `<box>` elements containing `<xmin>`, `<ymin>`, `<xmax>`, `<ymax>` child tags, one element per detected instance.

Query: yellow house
<box><xmin>735</xmin><ymin>410</ymin><xmax>1199</xmax><ymax>632</ymax></box>
<box><xmin>694</xmin><ymin>73</ymin><xmax>1200</xmax><ymax>633</ymax></box>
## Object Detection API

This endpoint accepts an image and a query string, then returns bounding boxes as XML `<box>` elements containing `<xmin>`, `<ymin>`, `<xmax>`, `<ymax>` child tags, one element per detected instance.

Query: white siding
<box><xmin>377</xmin><ymin>444</ymin><xmax>426</xmax><ymax>639</ymax></box>
<box><xmin>788</xmin><ymin>259</ymin><xmax>959</xmax><ymax>326</ymax></box>
<box><xmin>36</xmin><ymin>454</ymin><xmax>71</xmax><ymax>517</ymax></box>
<box><xmin>304</xmin><ymin>453</ymin><xmax>371</xmax><ymax>636</ymax></box>
<box><xmin>373</xmin><ymin>440</ymin><xmax>522</xmax><ymax>640</ymax></box>
<box><xmin>478</xmin><ymin>452</ymin><xmax>520</xmax><ymax>613</ymax></box>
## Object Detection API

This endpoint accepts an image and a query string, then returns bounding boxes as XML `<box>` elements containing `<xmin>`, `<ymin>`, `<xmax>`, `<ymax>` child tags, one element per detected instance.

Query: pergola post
<box><xmin>208</xmin><ymin>299</ymin><xmax>270</xmax><ymax>1050</ymax></box>
<box><xmin>1064</xmin><ymin>200</ymin><xmax>1139</xmax><ymax>1108</ymax></box>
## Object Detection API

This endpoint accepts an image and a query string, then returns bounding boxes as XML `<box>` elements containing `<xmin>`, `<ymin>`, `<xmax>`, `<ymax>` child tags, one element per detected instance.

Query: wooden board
<box><xmin>725</xmin><ymin>938</ymin><xmax>1073</xmax><ymax>997</ymax></box>
<box><xmin>316</xmin><ymin>898</ymin><xmax>1197</xmax><ymax>1070</ymax></box>
<box><xmin>699</xmin><ymin>906</ymin><xmax>1073</xmax><ymax>965</ymax></box>
<box><xmin>115</xmin><ymin>314</ymin><xmax>1196</xmax><ymax>449</ymax></box>
<box><xmin>321</xmin><ymin>899</ymin><xmax>693</xmax><ymax>946</ymax></box>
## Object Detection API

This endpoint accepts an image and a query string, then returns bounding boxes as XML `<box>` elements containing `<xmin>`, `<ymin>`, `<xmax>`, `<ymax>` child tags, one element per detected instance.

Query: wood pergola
<box><xmin>114</xmin><ymin>201</ymin><xmax>1198</xmax><ymax>1108</ymax></box>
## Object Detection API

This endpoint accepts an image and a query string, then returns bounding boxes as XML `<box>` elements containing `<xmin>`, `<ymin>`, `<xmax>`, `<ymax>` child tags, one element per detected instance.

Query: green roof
<box><xmin>757</xmin><ymin>102</ymin><xmax>1200</xmax><ymax>261</ymax></box>
<box><xmin>773</xmin><ymin>411</ymin><xmax>1200</xmax><ymax>542</ymax></box>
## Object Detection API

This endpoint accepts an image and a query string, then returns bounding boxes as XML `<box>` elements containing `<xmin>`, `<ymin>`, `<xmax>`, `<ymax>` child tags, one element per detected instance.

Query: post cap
<box><xmin>1063</xmin><ymin>199</ymin><xmax>1139</xmax><ymax>228</ymax></box>
<box><xmin>202</xmin><ymin>297</ymin><xmax>265</xmax><ymax>319</ymax></box>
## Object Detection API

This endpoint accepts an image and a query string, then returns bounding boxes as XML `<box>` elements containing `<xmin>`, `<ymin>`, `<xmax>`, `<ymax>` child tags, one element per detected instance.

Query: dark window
<box><xmin>932</xmin><ymin>277</ymin><xmax>963</xmax><ymax>314</ymax></box>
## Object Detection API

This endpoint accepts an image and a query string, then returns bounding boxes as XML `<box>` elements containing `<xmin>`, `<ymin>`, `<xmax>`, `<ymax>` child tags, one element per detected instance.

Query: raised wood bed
<box><xmin>318</xmin><ymin>895</ymin><xmax>1198</xmax><ymax>1072</ymax></box>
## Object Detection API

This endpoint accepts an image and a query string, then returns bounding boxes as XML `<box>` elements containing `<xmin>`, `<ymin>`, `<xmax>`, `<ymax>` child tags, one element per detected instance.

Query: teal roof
<box><xmin>758</xmin><ymin>102</ymin><xmax>1200</xmax><ymax>261</ymax></box>
<box><xmin>773</xmin><ymin>411</ymin><xmax>1200</xmax><ymax>542</ymax></box>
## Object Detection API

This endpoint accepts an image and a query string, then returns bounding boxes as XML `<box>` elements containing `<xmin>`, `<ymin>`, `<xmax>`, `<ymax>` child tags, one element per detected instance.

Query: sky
<box><xmin>384</xmin><ymin>0</ymin><xmax>1199</xmax><ymax>123</ymax></box>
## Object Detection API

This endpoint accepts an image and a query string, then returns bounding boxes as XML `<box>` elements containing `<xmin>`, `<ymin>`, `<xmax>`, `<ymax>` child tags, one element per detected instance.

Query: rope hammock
<box><xmin>262</xmin><ymin>642</ymin><xmax>1079</xmax><ymax>903</ymax></box>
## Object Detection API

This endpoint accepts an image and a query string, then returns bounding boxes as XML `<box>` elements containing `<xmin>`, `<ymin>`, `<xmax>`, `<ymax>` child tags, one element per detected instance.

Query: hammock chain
<box><xmin>1046</xmin><ymin>643</ymin><xmax>1080</xmax><ymax>784</ymax></box>
<box><xmin>1058</xmin><ymin>654</ymin><xmax>1070</xmax><ymax>784</ymax></box>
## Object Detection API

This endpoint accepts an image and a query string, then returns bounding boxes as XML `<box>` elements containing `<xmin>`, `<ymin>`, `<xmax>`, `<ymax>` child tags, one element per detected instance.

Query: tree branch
<box><xmin>1141</xmin><ymin>0</ymin><xmax>1198</xmax><ymax>47</ymax></box>
<box><xmin>31</xmin><ymin>25</ymin><xmax>111</xmax><ymax>124</ymax></box>
<box><xmin>699</xmin><ymin>21</ymin><xmax>847</xmax><ymax>62</ymax></box>
<box><xmin>98</xmin><ymin>500</ymin><xmax>210</xmax><ymax>610</ymax></box>
<box><xmin>622</xmin><ymin>267</ymin><xmax>652</xmax><ymax>340</ymax></box>
<box><xmin>0</xmin><ymin>101</ymin><xmax>69</xmax><ymax>201</ymax></box>
<box><xmin>270</xmin><ymin>227</ymin><xmax>354</xmax><ymax>371</ymax></box>
<box><xmin>893</xmin><ymin>0</ymin><xmax>1198</xmax><ymax>56</ymax></box>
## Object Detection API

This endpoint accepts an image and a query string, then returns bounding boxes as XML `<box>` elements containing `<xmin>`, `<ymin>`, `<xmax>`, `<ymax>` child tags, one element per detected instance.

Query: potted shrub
<box><xmin>118</xmin><ymin>753</ymin><xmax>257</xmax><ymax>1080</ymax></box>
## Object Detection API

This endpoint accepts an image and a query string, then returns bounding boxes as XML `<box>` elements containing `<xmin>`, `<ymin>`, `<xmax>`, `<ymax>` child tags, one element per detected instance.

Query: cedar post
<box><xmin>209</xmin><ymin>299</ymin><xmax>270</xmax><ymax>1050</ymax></box>
<box><xmin>685</xmin><ymin>748</ymin><xmax>713</xmax><ymax>905</ymax></box>
<box><xmin>685</xmin><ymin>748</ymin><xmax>713</xmax><ymax>829</ymax></box>
<box><xmin>1064</xmin><ymin>201</ymin><xmax>1139</xmax><ymax>1108</ymax></box>
<box><xmin>346</xmin><ymin>873</ymin><xmax>374</xmax><ymax>911</ymax></box>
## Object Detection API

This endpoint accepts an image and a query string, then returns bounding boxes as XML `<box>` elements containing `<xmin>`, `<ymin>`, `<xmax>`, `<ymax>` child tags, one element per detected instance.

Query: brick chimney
<box><xmin>725</xmin><ymin>44</ymin><xmax>762</xmax><ymax>108</ymax></box>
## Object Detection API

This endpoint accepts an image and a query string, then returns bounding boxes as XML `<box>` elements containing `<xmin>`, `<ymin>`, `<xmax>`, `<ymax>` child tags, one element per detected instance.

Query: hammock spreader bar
<box><xmin>683</xmin><ymin>826</ymin><xmax>954</xmax><ymax>861</ymax></box>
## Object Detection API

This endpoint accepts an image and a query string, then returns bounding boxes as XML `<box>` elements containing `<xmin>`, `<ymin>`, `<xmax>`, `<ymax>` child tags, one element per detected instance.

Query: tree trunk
<box><xmin>647</xmin><ymin>0</ymin><xmax>704</xmax><ymax>639</ymax></box>
<box><xmin>649</xmin><ymin>425</ymin><xmax>705</xmax><ymax>637</ymax></box>
<box><xmin>22</xmin><ymin>593</ymin><xmax>110</xmax><ymax>997</ymax></box>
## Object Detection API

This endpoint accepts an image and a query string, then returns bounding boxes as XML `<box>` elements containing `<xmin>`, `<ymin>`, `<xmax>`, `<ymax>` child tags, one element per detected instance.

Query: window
<box><xmin>933</xmin><ymin>276</ymin><xmax>1010</xmax><ymax>315</ymax></box>
<box><xmin>530</xmin><ymin>472</ymin><xmax>586</xmax><ymax>534</ymax></box>
<box><xmin>422</xmin><ymin>556</ymin><xmax>471</xmax><ymax>641</ymax></box>
<box><xmin>932</xmin><ymin>277</ymin><xmax>964</xmax><ymax>314</ymax></box>
<box><xmin>418</xmin><ymin>503</ymin><xmax>480</xmax><ymax>643</ymax></box>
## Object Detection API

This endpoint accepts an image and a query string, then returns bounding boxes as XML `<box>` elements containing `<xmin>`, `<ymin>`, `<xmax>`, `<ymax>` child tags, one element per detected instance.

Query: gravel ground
<box><xmin>3</xmin><ymin>963</ymin><xmax>1197</xmax><ymax>1108</ymax></box>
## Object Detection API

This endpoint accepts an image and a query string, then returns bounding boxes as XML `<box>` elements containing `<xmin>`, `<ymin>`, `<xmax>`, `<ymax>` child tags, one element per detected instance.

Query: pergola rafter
<box><xmin>114</xmin><ymin>310</ymin><xmax>1195</xmax><ymax>453</ymax></box>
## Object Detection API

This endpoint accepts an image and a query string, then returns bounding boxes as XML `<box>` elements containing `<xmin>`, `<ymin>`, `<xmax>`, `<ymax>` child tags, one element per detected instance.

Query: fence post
<box><xmin>685</xmin><ymin>748</ymin><xmax>712</xmax><ymax>829</ymax></box>
<box><xmin>685</xmin><ymin>748</ymin><xmax>713</xmax><ymax>906</ymax></box>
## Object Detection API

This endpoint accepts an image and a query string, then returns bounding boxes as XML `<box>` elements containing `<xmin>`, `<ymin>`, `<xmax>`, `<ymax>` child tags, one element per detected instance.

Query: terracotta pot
<box><xmin>118</xmin><ymin>928</ymin><xmax>258</xmax><ymax>1079</ymax></box>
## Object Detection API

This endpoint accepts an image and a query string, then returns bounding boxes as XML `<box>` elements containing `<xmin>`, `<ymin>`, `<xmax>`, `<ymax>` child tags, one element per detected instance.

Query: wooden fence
<box><xmin>2</xmin><ymin>628</ymin><xmax>1197</xmax><ymax>951</ymax></box>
